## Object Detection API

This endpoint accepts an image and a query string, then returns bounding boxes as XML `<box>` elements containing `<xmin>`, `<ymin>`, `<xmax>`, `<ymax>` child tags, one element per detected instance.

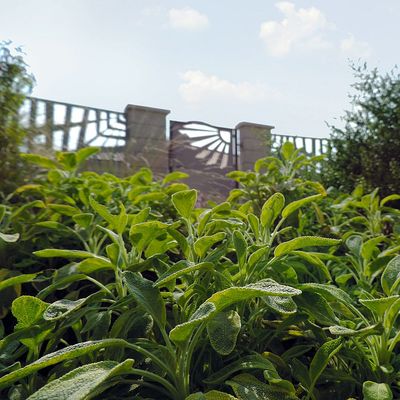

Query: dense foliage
<box><xmin>1</xmin><ymin>146</ymin><xmax>400</xmax><ymax>400</ymax></box>
<box><xmin>323</xmin><ymin>64</ymin><xmax>400</xmax><ymax>196</ymax></box>
<box><xmin>0</xmin><ymin>41</ymin><xmax>35</xmax><ymax>197</ymax></box>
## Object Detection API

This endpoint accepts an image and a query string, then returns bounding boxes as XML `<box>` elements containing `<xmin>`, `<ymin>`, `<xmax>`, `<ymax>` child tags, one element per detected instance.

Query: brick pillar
<box><xmin>236</xmin><ymin>122</ymin><xmax>274</xmax><ymax>171</ymax></box>
<box><xmin>124</xmin><ymin>104</ymin><xmax>170</xmax><ymax>176</ymax></box>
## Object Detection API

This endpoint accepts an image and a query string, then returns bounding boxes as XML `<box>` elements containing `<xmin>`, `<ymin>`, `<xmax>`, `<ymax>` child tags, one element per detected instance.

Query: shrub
<box><xmin>0</xmin><ymin>41</ymin><xmax>35</xmax><ymax>197</ymax></box>
<box><xmin>323</xmin><ymin>64</ymin><xmax>400</xmax><ymax>196</ymax></box>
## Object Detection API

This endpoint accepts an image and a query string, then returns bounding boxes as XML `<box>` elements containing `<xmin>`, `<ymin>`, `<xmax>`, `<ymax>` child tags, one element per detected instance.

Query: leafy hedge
<box><xmin>0</xmin><ymin>146</ymin><xmax>400</xmax><ymax>399</ymax></box>
<box><xmin>323</xmin><ymin>64</ymin><xmax>400</xmax><ymax>197</ymax></box>
<box><xmin>0</xmin><ymin>41</ymin><xmax>34</xmax><ymax>197</ymax></box>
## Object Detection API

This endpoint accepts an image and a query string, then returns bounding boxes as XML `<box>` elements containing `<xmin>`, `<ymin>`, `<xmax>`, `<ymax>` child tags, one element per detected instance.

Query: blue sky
<box><xmin>1</xmin><ymin>0</ymin><xmax>399</xmax><ymax>137</ymax></box>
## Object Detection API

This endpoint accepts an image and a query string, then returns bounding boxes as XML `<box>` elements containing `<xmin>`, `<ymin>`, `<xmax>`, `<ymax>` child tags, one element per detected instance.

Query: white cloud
<box><xmin>340</xmin><ymin>34</ymin><xmax>371</xmax><ymax>59</ymax></box>
<box><xmin>259</xmin><ymin>2</ymin><xmax>333</xmax><ymax>56</ymax></box>
<box><xmin>168</xmin><ymin>7</ymin><xmax>209</xmax><ymax>31</ymax></box>
<box><xmin>179</xmin><ymin>70</ymin><xmax>274</xmax><ymax>104</ymax></box>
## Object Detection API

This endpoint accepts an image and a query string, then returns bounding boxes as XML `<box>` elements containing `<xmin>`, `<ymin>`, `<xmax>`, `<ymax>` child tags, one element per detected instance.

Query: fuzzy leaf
<box><xmin>0</xmin><ymin>274</ymin><xmax>36</xmax><ymax>292</ymax></box>
<box><xmin>381</xmin><ymin>256</ymin><xmax>400</xmax><ymax>296</ymax></box>
<box><xmin>123</xmin><ymin>271</ymin><xmax>166</xmax><ymax>328</ymax></box>
<box><xmin>281</xmin><ymin>194</ymin><xmax>323</xmax><ymax>219</ymax></box>
<box><xmin>227</xmin><ymin>373</ymin><xmax>298</xmax><ymax>400</ymax></box>
<box><xmin>194</xmin><ymin>233</ymin><xmax>226</xmax><ymax>259</ymax></box>
<box><xmin>172</xmin><ymin>189</ymin><xmax>197</xmax><ymax>219</ymax></box>
<box><xmin>0</xmin><ymin>232</ymin><xmax>19</xmax><ymax>243</ymax></box>
<box><xmin>155</xmin><ymin>262</ymin><xmax>213</xmax><ymax>287</ymax></box>
<box><xmin>34</xmin><ymin>249</ymin><xmax>98</xmax><ymax>260</ymax></box>
<box><xmin>363</xmin><ymin>381</ymin><xmax>393</xmax><ymax>400</ymax></box>
<box><xmin>275</xmin><ymin>237</ymin><xmax>341</xmax><ymax>257</ymax></box>
<box><xmin>27</xmin><ymin>359</ymin><xmax>133</xmax><ymax>400</ymax></box>
<box><xmin>170</xmin><ymin>280</ymin><xmax>300</xmax><ymax>343</ymax></box>
<box><xmin>207</xmin><ymin>311</ymin><xmax>241</xmax><ymax>355</ymax></box>
<box><xmin>44</xmin><ymin>298</ymin><xmax>86</xmax><ymax>321</ymax></box>
<box><xmin>0</xmin><ymin>339</ymin><xmax>127</xmax><ymax>390</ymax></box>
<box><xmin>260</xmin><ymin>193</ymin><xmax>285</xmax><ymax>228</ymax></box>
<box><xmin>308</xmin><ymin>339</ymin><xmax>343</xmax><ymax>393</ymax></box>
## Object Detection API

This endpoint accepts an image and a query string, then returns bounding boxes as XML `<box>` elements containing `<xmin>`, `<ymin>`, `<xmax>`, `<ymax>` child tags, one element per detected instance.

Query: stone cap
<box><xmin>235</xmin><ymin>121</ymin><xmax>275</xmax><ymax>130</ymax></box>
<box><xmin>125</xmin><ymin>104</ymin><xmax>170</xmax><ymax>115</ymax></box>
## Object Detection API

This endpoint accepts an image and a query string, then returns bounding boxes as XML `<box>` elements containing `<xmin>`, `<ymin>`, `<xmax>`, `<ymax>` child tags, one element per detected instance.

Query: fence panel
<box><xmin>170</xmin><ymin>121</ymin><xmax>239</xmax><ymax>198</ymax></box>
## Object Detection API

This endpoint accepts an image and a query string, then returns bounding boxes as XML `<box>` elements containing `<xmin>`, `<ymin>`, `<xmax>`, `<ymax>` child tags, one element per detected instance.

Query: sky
<box><xmin>1</xmin><ymin>0</ymin><xmax>399</xmax><ymax>138</ymax></box>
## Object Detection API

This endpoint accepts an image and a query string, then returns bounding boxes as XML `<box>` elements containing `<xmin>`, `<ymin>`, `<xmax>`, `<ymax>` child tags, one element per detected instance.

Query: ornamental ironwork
<box><xmin>20</xmin><ymin>97</ymin><xmax>126</xmax><ymax>154</ymax></box>
<box><xmin>169</xmin><ymin>121</ymin><xmax>239</xmax><ymax>171</ymax></box>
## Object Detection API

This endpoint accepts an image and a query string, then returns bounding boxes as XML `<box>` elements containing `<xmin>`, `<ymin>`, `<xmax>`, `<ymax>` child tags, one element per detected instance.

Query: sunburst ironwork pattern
<box><xmin>169</xmin><ymin>121</ymin><xmax>238</xmax><ymax>171</ymax></box>
<box><xmin>20</xmin><ymin>97</ymin><xmax>126</xmax><ymax>153</ymax></box>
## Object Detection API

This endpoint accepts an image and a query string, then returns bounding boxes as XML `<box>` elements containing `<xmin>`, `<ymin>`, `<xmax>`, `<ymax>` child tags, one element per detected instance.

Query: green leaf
<box><xmin>280</xmin><ymin>142</ymin><xmax>295</xmax><ymax>160</ymax></box>
<box><xmin>0</xmin><ymin>339</ymin><xmax>127</xmax><ymax>390</ymax></box>
<box><xmin>194</xmin><ymin>233</ymin><xmax>226</xmax><ymax>259</ymax></box>
<box><xmin>346</xmin><ymin>235</ymin><xmax>363</xmax><ymax>257</ymax></box>
<box><xmin>0</xmin><ymin>274</ymin><xmax>36</xmax><ymax>292</ymax></box>
<box><xmin>360</xmin><ymin>296</ymin><xmax>399</xmax><ymax>317</ymax></box>
<box><xmin>297</xmin><ymin>283</ymin><xmax>354</xmax><ymax>307</ymax></box>
<box><xmin>384</xmin><ymin>297</ymin><xmax>400</xmax><ymax>330</ymax></box>
<box><xmin>204</xmin><ymin>354</ymin><xmax>278</xmax><ymax>385</ymax></box>
<box><xmin>57</xmin><ymin>152</ymin><xmax>77</xmax><ymax>170</ymax></box>
<box><xmin>35</xmin><ymin>221</ymin><xmax>70</xmax><ymax>231</ymax></box>
<box><xmin>155</xmin><ymin>261</ymin><xmax>213</xmax><ymax>287</ymax></box>
<box><xmin>0</xmin><ymin>232</ymin><xmax>19</xmax><ymax>243</ymax></box>
<box><xmin>296</xmin><ymin>292</ymin><xmax>338</xmax><ymax>325</ymax></box>
<box><xmin>73</xmin><ymin>213</ymin><xmax>94</xmax><ymax>229</ymax></box>
<box><xmin>44</xmin><ymin>298</ymin><xmax>86</xmax><ymax>321</ymax></box>
<box><xmin>361</xmin><ymin>236</ymin><xmax>386</xmax><ymax>262</ymax></box>
<box><xmin>381</xmin><ymin>256</ymin><xmax>400</xmax><ymax>296</ymax></box>
<box><xmin>48</xmin><ymin>204</ymin><xmax>79</xmax><ymax>216</ymax></box>
<box><xmin>363</xmin><ymin>381</ymin><xmax>393</xmax><ymax>400</ymax></box>
<box><xmin>308</xmin><ymin>338</ymin><xmax>343</xmax><ymax>393</ymax></box>
<box><xmin>291</xmin><ymin>251</ymin><xmax>331</xmax><ymax>280</ymax></box>
<box><xmin>233</xmin><ymin>230</ymin><xmax>247</xmax><ymax>268</ymax></box>
<box><xmin>123</xmin><ymin>271</ymin><xmax>166</xmax><ymax>328</ymax></box>
<box><xmin>274</xmin><ymin>236</ymin><xmax>341</xmax><ymax>257</ymax></box>
<box><xmin>227</xmin><ymin>373</ymin><xmax>298</xmax><ymax>400</ymax></box>
<box><xmin>171</xmin><ymin>189</ymin><xmax>197</xmax><ymax>219</ymax></box>
<box><xmin>281</xmin><ymin>194</ymin><xmax>323</xmax><ymax>219</ymax></box>
<box><xmin>34</xmin><ymin>249</ymin><xmax>98</xmax><ymax>260</ymax></box>
<box><xmin>207</xmin><ymin>310</ymin><xmax>241</xmax><ymax>355</ymax></box>
<box><xmin>0</xmin><ymin>205</ymin><xmax>6</xmax><ymax>224</ymax></box>
<box><xmin>264</xmin><ymin>296</ymin><xmax>297</xmax><ymax>314</ymax></box>
<box><xmin>20</xmin><ymin>153</ymin><xmax>60</xmax><ymax>169</ymax></box>
<box><xmin>75</xmin><ymin>147</ymin><xmax>101</xmax><ymax>164</ymax></box>
<box><xmin>12</xmin><ymin>296</ymin><xmax>49</xmax><ymax>329</ymax></box>
<box><xmin>247</xmin><ymin>214</ymin><xmax>260</xmax><ymax>241</ymax></box>
<box><xmin>260</xmin><ymin>193</ymin><xmax>285</xmax><ymax>228</ymax></box>
<box><xmin>329</xmin><ymin>323</ymin><xmax>383</xmax><ymax>337</ymax></box>
<box><xmin>248</xmin><ymin>247</ymin><xmax>267</xmax><ymax>269</ymax></box>
<box><xmin>26</xmin><ymin>359</ymin><xmax>133</xmax><ymax>400</ymax></box>
<box><xmin>11</xmin><ymin>296</ymin><xmax>50</xmax><ymax>349</ymax></box>
<box><xmin>130</xmin><ymin>221</ymin><xmax>168</xmax><ymax>254</ymax></box>
<box><xmin>170</xmin><ymin>279</ymin><xmax>300</xmax><ymax>343</ymax></box>
<box><xmin>129</xmin><ymin>167</ymin><xmax>153</xmax><ymax>184</ymax></box>
<box><xmin>89</xmin><ymin>197</ymin><xmax>118</xmax><ymax>228</ymax></box>
<box><xmin>75</xmin><ymin>257</ymin><xmax>114</xmax><ymax>274</ymax></box>
<box><xmin>205</xmin><ymin>391</ymin><xmax>238</xmax><ymax>400</ymax></box>
<box><xmin>380</xmin><ymin>194</ymin><xmax>400</xmax><ymax>207</ymax></box>
<box><xmin>186</xmin><ymin>392</ymin><xmax>238</xmax><ymax>400</ymax></box>
<box><xmin>163</xmin><ymin>171</ymin><xmax>189</xmax><ymax>184</ymax></box>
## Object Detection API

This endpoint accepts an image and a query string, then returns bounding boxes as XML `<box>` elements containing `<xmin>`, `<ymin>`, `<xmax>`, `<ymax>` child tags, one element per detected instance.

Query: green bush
<box><xmin>323</xmin><ymin>64</ymin><xmax>400</xmax><ymax>196</ymax></box>
<box><xmin>1</xmin><ymin>148</ymin><xmax>400</xmax><ymax>399</ymax></box>
<box><xmin>0</xmin><ymin>41</ymin><xmax>34</xmax><ymax>197</ymax></box>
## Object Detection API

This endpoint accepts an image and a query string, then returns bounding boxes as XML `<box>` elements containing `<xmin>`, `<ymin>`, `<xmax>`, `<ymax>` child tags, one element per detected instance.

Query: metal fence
<box><xmin>20</xmin><ymin>97</ymin><xmax>329</xmax><ymax>190</ymax></box>
<box><xmin>21</xmin><ymin>97</ymin><xmax>126</xmax><ymax>154</ymax></box>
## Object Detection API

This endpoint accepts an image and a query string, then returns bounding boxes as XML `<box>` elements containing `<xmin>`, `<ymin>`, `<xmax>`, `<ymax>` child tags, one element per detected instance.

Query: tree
<box><xmin>0</xmin><ymin>41</ymin><xmax>35</xmax><ymax>196</ymax></box>
<box><xmin>323</xmin><ymin>64</ymin><xmax>400</xmax><ymax>196</ymax></box>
